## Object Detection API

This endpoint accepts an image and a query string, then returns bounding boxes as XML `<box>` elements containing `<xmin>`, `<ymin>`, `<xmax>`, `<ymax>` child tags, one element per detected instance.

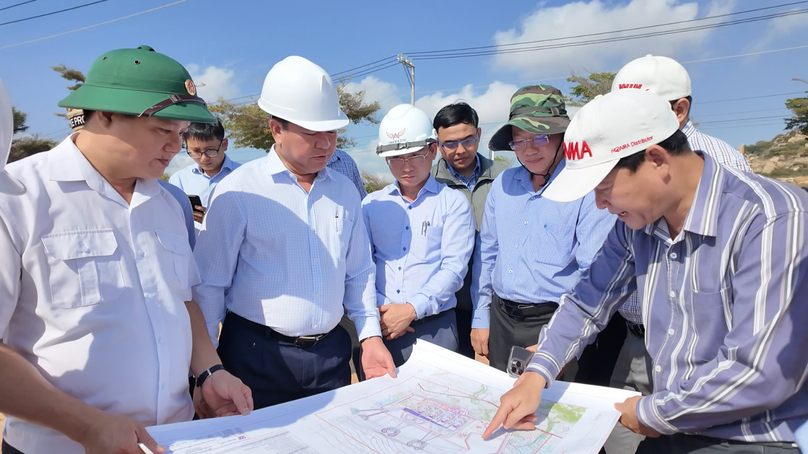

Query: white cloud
<box><xmin>185</xmin><ymin>64</ymin><xmax>240</xmax><ymax>102</ymax></box>
<box><xmin>493</xmin><ymin>0</ymin><xmax>735</xmax><ymax>78</ymax></box>
<box><xmin>341</xmin><ymin>76</ymin><xmax>402</xmax><ymax>113</ymax></box>
<box><xmin>750</xmin><ymin>9</ymin><xmax>808</xmax><ymax>51</ymax></box>
<box><xmin>166</xmin><ymin>154</ymin><xmax>194</xmax><ymax>176</ymax></box>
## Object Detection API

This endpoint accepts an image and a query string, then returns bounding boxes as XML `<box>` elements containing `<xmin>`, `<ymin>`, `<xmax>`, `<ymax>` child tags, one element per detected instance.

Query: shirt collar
<box><xmin>191</xmin><ymin>154</ymin><xmax>238</xmax><ymax>176</ymax></box>
<box><xmin>514</xmin><ymin>158</ymin><xmax>567</xmax><ymax>195</ymax></box>
<box><xmin>389</xmin><ymin>174</ymin><xmax>439</xmax><ymax>200</ymax></box>
<box><xmin>643</xmin><ymin>152</ymin><xmax>721</xmax><ymax>239</ymax></box>
<box><xmin>328</xmin><ymin>149</ymin><xmax>342</xmax><ymax>165</ymax></box>
<box><xmin>265</xmin><ymin>145</ymin><xmax>330</xmax><ymax>182</ymax></box>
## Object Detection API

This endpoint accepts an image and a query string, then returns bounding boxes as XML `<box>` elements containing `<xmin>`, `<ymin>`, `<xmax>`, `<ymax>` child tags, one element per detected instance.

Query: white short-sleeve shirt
<box><xmin>0</xmin><ymin>136</ymin><xmax>200</xmax><ymax>454</ymax></box>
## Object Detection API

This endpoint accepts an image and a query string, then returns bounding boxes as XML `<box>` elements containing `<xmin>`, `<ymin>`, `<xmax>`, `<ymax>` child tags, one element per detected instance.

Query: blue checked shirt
<box><xmin>619</xmin><ymin>124</ymin><xmax>753</xmax><ymax>324</ymax></box>
<box><xmin>446</xmin><ymin>155</ymin><xmax>481</xmax><ymax>190</ymax></box>
<box><xmin>530</xmin><ymin>154</ymin><xmax>808</xmax><ymax>442</ymax></box>
<box><xmin>168</xmin><ymin>154</ymin><xmax>240</xmax><ymax>207</ymax></box>
<box><xmin>328</xmin><ymin>148</ymin><xmax>367</xmax><ymax>199</ymax></box>
<box><xmin>362</xmin><ymin>175</ymin><xmax>475</xmax><ymax>318</ymax></box>
<box><xmin>193</xmin><ymin>146</ymin><xmax>382</xmax><ymax>343</ymax></box>
<box><xmin>470</xmin><ymin>161</ymin><xmax>616</xmax><ymax>329</ymax></box>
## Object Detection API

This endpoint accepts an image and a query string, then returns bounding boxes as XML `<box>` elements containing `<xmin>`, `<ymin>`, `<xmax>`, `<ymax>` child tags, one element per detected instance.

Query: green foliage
<box><xmin>160</xmin><ymin>173</ymin><xmax>170</xmax><ymax>182</ymax></box>
<box><xmin>744</xmin><ymin>139</ymin><xmax>773</xmax><ymax>156</ymax></box>
<box><xmin>361</xmin><ymin>171</ymin><xmax>391</xmax><ymax>194</ymax></box>
<box><xmin>494</xmin><ymin>154</ymin><xmax>513</xmax><ymax>168</ymax></box>
<box><xmin>12</xmin><ymin>107</ymin><xmax>28</xmax><ymax>133</ymax></box>
<box><xmin>566</xmin><ymin>71</ymin><xmax>615</xmax><ymax>107</ymax></box>
<box><xmin>50</xmin><ymin>64</ymin><xmax>85</xmax><ymax>91</ymax></box>
<box><xmin>9</xmin><ymin>136</ymin><xmax>57</xmax><ymax>163</ymax></box>
<box><xmin>785</xmin><ymin>95</ymin><xmax>808</xmax><ymax>135</ymax></box>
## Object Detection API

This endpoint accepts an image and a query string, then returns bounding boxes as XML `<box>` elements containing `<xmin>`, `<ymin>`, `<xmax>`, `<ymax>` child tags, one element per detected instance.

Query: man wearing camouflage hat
<box><xmin>470</xmin><ymin>85</ymin><xmax>615</xmax><ymax>371</ymax></box>
<box><xmin>0</xmin><ymin>46</ymin><xmax>253</xmax><ymax>454</ymax></box>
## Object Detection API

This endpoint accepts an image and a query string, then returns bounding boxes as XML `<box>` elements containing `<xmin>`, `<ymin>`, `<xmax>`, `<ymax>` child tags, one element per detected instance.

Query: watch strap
<box><xmin>195</xmin><ymin>364</ymin><xmax>225</xmax><ymax>388</ymax></box>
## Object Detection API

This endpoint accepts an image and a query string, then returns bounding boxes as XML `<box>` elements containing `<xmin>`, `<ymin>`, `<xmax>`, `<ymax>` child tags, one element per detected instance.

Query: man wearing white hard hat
<box><xmin>193</xmin><ymin>56</ymin><xmax>396</xmax><ymax>409</ymax></box>
<box><xmin>607</xmin><ymin>53</ymin><xmax>755</xmax><ymax>454</ymax></box>
<box><xmin>362</xmin><ymin>104</ymin><xmax>475</xmax><ymax>366</ymax></box>
<box><xmin>484</xmin><ymin>89</ymin><xmax>808</xmax><ymax>453</ymax></box>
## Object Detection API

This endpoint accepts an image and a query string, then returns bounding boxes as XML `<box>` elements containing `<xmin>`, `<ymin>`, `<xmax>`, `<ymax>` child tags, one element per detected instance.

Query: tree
<box><xmin>51</xmin><ymin>64</ymin><xmax>86</xmax><ymax>119</ymax></box>
<box><xmin>785</xmin><ymin>79</ymin><xmax>808</xmax><ymax>135</ymax></box>
<box><xmin>9</xmin><ymin>106</ymin><xmax>56</xmax><ymax>163</ymax></box>
<box><xmin>494</xmin><ymin>155</ymin><xmax>513</xmax><ymax>168</ymax></box>
<box><xmin>210</xmin><ymin>83</ymin><xmax>380</xmax><ymax>152</ymax></box>
<box><xmin>566</xmin><ymin>71</ymin><xmax>615</xmax><ymax>107</ymax></box>
<box><xmin>361</xmin><ymin>171</ymin><xmax>391</xmax><ymax>194</ymax></box>
<box><xmin>12</xmin><ymin>107</ymin><xmax>28</xmax><ymax>134</ymax></box>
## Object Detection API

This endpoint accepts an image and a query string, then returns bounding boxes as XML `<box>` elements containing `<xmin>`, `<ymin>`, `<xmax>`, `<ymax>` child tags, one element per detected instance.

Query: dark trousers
<box><xmin>383</xmin><ymin>309</ymin><xmax>458</xmax><ymax>367</ymax></box>
<box><xmin>338</xmin><ymin>314</ymin><xmax>364</xmax><ymax>382</ymax></box>
<box><xmin>217</xmin><ymin>312</ymin><xmax>352</xmax><ymax>410</ymax></box>
<box><xmin>455</xmin><ymin>307</ymin><xmax>475</xmax><ymax>359</ymax></box>
<box><xmin>489</xmin><ymin>295</ymin><xmax>558</xmax><ymax>372</ymax></box>
<box><xmin>1</xmin><ymin>441</ymin><xmax>23</xmax><ymax>454</ymax></box>
<box><xmin>637</xmin><ymin>434</ymin><xmax>799</xmax><ymax>453</ymax></box>
<box><xmin>574</xmin><ymin>311</ymin><xmax>627</xmax><ymax>387</ymax></box>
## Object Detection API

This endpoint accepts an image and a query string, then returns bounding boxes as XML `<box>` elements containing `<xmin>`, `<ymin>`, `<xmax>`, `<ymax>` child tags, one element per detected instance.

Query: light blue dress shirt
<box><xmin>168</xmin><ymin>154</ymin><xmax>240</xmax><ymax>207</ymax></box>
<box><xmin>471</xmin><ymin>160</ymin><xmax>616</xmax><ymax>329</ymax></box>
<box><xmin>192</xmin><ymin>146</ymin><xmax>382</xmax><ymax>344</ymax></box>
<box><xmin>158</xmin><ymin>179</ymin><xmax>196</xmax><ymax>250</ymax></box>
<box><xmin>362</xmin><ymin>175</ymin><xmax>475</xmax><ymax>318</ymax></box>
<box><xmin>328</xmin><ymin>149</ymin><xmax>367</xmax><ymax>199</ymax></box>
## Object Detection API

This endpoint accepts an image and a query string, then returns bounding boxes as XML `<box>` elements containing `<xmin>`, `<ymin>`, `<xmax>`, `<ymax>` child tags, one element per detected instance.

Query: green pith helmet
<box><xmin>58</xmin><ymin>45</ymin><xmax>216</xmax><ymax>123</ymax></box>
<box><xmin>489</xmin><ymin>84</ymin><xmax>570</xmax><ymax>151</ymax></box>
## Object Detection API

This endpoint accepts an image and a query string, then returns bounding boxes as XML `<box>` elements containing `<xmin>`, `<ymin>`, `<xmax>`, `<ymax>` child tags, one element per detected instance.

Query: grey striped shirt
<box><xmin>529</xmin><ymin>154</ymin><xmax>808</xmax><ymax>442</ymax></box>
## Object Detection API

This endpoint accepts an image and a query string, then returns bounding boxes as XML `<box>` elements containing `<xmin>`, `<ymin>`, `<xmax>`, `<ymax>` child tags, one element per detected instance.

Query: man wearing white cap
<box><xmin>193</xmin><ymin>56</ymin><xmax>396</xmax><ymax>410</ymax></box>
<box><xmin>607</xmin><ymin>53</ymin><xmax>755</xmax><ymax>453</ymax></box>
<box><xmin>484</xmin><ymin>89</ymin><xmax>807</xmax><ymax>453</ymax></box>
<box><xmin>362</xmin><ymin>104</ymin><xmax>475</xmax><ymax>366</ymax></box>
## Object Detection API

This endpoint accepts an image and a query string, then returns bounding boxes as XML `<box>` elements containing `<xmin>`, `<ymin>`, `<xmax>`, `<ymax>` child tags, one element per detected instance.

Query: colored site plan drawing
<box><xmin>148</xmin><ymin>342</ymin><xmax>639</xmax><ymax>454</ymax></box>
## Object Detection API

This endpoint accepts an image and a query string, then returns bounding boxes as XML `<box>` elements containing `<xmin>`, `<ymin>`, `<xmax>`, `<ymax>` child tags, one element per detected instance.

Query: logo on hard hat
<box><xmin>386</xmin><ymin>128</ymin><xmax>406</xmax><ymax>139</ymax></box>
<box><xmin>185</xmin><ymin>79</ymin><xmax>197</xmax><ymax>96</ymax></box>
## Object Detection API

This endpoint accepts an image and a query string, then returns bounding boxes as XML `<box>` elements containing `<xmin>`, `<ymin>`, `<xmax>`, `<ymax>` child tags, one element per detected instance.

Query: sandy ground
<box><xmin>0</xmin><ymin>355</ymin><xmax>489</xmax><ymax>444</ymax></box>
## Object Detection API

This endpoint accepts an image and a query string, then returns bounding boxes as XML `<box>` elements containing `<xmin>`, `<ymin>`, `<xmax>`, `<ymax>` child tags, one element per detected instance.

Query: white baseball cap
<box><xmin>542</xmin><ymin>89</ymin><xmax>680</xmax><ymax>203</ymax></box>
<box><xmin>611</xmin><ymin>54</ymin><xmax>691</xmax><ymax>101</ymax></box>
<box><xmin>0</xmin><ymin>80</ymin><xmax>25</xmax><ymax>195</ymax></box>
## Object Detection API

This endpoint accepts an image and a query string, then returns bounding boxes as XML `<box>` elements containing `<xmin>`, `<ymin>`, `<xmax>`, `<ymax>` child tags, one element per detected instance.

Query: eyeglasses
<box><xmin>438</xmin><ymin>133</ymin><xmax>479</xmax><ymax>150</ymax></box>
<box><xmin>509</xmin><ymin>135</ymin><xmax>549</xmax><ymax>152</ymax></box>
<box><xmin>186</xmin><ymin>137</ymin><xmax>224</xmax><ymax>158</ymax></box>
<box><xmin>386</xmin><ymin>151</ymin><xmax>430</xmax><ymax>167</ymax></box>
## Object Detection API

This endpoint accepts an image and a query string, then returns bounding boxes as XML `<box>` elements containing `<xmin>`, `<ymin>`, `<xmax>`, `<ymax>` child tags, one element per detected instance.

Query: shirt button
<box><xmin>669</xmin><ymin>291</ymin><xmax>676</xmax><ymax>298</ymax></box>
<box><xmin>408</xmin><ymin>206</ymin><xmax>412</xmax><ymax>210</ymax></box>
<box><xmin>136</xmin><ymin>251</ymin><xmax>145</xmax><ymax>259</ymax></box>
<box><xmin>655</xmin><ymin>366</ymin><xmax>662</xmax><ymax>373</ymax></box>
<box><xmin>405</xmin><ymin>226</ymin><xmax>409</xmax><ymax>230</ymax></box>
<box><xmin>313</xmin><ymin>325</ymin><xmax>318</xmax><ymax>330</ymax></box>
<box><xmin>524</xmin><ymin>221</ymin><xmax>529</xmax><ymax>225</ymax></box>
<box><xmin>670</xmin><ymin>252</ymin><xmax>678</xmax><ymax>260</ymax></box>
<box><xmin>397</xmin><ymin>290</ymin><xmax>401</xmax><ymax>294</ymax></box>
<box><xmin>398</xmin><ymin>267</ymin><xmax>402</xmax><ymax>270</ymax></box>
<box><xmin>313</xmin><ymin>258</ymin><xmax>318</xmax><ymax>263</ymax></box>
<box><xmin>316</xmin><ymin>292</ymin><xmax>321</xmax><ymax>297</ymax></box>
<box><xmin>668</xmin><ymin>329</ymin><xmax>675</xmax><ymax>335</ymax></box>
<box><xmin>508</xmin><ymin>269</ymin><xmax>513</xmax><ymax>274</ymax></box>
<box><xmin>311</xmin><ymin>227</ymin><xmax>316</xmax><ymax>232</ymax></box>
<box><xmin>403</xmin><ymin>247</ymin><xmax>407</xmax><ymax>251</ymax></box>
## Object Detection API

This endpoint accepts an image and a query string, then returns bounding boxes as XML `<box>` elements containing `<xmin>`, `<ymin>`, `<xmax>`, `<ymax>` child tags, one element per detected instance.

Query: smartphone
<box><xmin>507</xmin><ymin>346</ymin><xmax>535</xmax><ymax>378</ymax></box>
<box><xmin>188</xmin><ymin>195</ymin><xmax>203</xmax><ymax>213</ymax></box>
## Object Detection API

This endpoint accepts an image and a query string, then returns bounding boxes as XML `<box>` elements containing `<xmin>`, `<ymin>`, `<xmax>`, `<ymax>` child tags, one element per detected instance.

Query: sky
<box><xmin>2</xmin><ymin>0</ymin><xmax>808</xmax><ymax>179</ymax></box>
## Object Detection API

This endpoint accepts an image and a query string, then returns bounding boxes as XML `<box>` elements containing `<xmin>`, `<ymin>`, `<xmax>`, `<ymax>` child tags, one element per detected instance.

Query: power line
<box><xmin>0</xmin><ymin>0</ymin><xmax>194</xmax><ymax>50</ymax></box>
<box><xmin>332</xmin><ymin>56</ymin><xmax>397</xmax><ymax>78</ymax></box>
<box><xmin>0</xmin><ymin>0</ymin><xmax>38</xmax><ymax>13</ymax></box>
<box><xmin>0</xmin><ymin>0</ymin><xmax>109</xmax><ymax>28</ymax></box>
<box><xmin>699</xmin><ymin>91</ymin><xmax>806</xmax><ymax>104</ymax></box>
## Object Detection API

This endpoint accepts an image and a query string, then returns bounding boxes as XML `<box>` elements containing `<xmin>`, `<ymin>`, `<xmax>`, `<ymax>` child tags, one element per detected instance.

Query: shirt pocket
<box><xmin>41</xmin><ymin>229</ymin><xmax>124</xmax><ymax>308</ymax></box>
<box><xmin>330</xmin><ymin>207</ymin><xmax>355</xmax><ymax>259</ymax></box>
<box><xmin>689</xmin><ymin>288</ymin><xmax>731</xmax><ymax>363</ymax></box>
<box><xmin>155</xmin><ymin>229</ymin><xmax>193</xmax><ymax>291</ymax></box>
<box><xmin>412</xmin><ymin>214</ymin><xmax>444</xmax><ymax>261</ymax></box>
<box><xmin>532</xmin><ymin>222</ymin><xmax>574</xmax><ymax>266</ymax></box>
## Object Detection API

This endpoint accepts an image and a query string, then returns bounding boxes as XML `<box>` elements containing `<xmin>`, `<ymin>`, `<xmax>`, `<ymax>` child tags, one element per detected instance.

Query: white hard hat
<box><xmin>0</xmin><ymin>80</ymin><xmax>25</xmax><ymax>195</ymax></box>
<box><xmin>257</xmin><ymin>56</ymin><xmax>349</xmax><ymax>132</ymax></box>
<box><xmin>376</xmin><ymin>104</ymin><xmax>437</xmax><ymax>157</ymax></box>
<box><xmin>611</xmin><ymin>54</ymin><xmax>691</xmax><ymax>101</ymax></box>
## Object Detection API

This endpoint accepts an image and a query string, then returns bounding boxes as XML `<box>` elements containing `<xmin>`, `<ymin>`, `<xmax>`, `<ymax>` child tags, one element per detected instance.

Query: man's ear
<box><xmin>645</xmin><ymin>144</ymin><xmax>671</xmax><ymax>173</ymax></box>
<box><xmin>221</xmin><ymin>138</ymin><xmax>229</xmax><ymax>152</ymax></box>
<box><xmin>672</xmin><ymin>98</ymin><xmax>690</xmax><ymax>125</ymax></box>
<box><xmin>93</xmin><ymin>111</ymin><xmax>115</xmax><ymax>130</ymax></box>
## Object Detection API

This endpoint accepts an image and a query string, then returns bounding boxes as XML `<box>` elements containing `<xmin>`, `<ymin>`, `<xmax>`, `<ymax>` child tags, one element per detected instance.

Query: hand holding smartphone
<box><xmin>188</xmin><ymin>195</ymin><xmax>203</xmax><ymax>213</ymax></box>
<box><xmin>507</xmin><ymin>346</ymin><xmax>535</xmax><ymax>378</ymax></box>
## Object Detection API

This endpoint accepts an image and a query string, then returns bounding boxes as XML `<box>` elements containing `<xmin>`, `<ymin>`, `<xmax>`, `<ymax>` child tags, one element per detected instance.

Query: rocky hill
<box><xmin>743</xmin><ymin>130</ymin><xmax>808</xmax><ymax>187</ymax></box>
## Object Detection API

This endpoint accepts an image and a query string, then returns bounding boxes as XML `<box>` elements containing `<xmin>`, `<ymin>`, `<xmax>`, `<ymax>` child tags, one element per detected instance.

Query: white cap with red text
<box><xmin>542</xmin><ymin>89</ymin><xmax>680</xmax><ymax>203</ymax></box>
<box><xmin>611</xmin><ymin>54</ymin><xmax>691</xmax><ymax>101</ymax></box>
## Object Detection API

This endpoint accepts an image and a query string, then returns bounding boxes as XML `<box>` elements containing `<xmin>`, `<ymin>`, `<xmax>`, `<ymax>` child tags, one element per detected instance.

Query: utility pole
<box><xmin>397</xmin><ymin>54</ymin><xmax>415</xmax><ymax>105</ymax></box>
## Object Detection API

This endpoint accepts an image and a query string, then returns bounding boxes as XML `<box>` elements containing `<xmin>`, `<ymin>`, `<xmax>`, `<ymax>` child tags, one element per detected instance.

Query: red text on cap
<box><xmin>563</xmin><ymin>141</ymin><xmax>593</xmax><ymax>161</ymax></box>
<box><xmin>618</xmin><ymin>83</ymin><xmax>644</xmax><ymax>90</ymax></box>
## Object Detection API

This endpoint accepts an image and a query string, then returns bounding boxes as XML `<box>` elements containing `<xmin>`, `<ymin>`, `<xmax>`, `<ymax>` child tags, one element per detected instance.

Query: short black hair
<box><xmin>272</xmin><ymin>116</ymin><xmax>290</xmax><ymax>130</ymax></box>
<box><xmin>614</xmin><ymin>129</ymin><xmax>691</xmax><ymax>172</ymax></box>
<box><xmin>184</xmin><ymin>119</ymin><xmax>225</xmax><ymax>142</ymax></box>
<box><xmin>433</xmin><ymin>102</ymin><xmax>479</xmax><ymax>130</ymax></box>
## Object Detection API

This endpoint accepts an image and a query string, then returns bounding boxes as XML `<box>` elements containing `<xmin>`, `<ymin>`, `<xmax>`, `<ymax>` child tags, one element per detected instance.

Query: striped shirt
<box><xmin>192</xmin><ymin>147</ymin><xmax>381</xmax><ymax>344</ymax></box>
<box><xmin>328</xmin><ymin>148</ymin><xmax>367</xmax><ymax>199</ymax></box>
<box><xmin>529</xmin><ymin>154</ymin><xmax>808</xmax><ymax>442</ymax></box>
<box><xmin>470</xmin><ymin>161</ymin><xmax>616</xmax><ymax>329</ymax></box>
<box><xmin>446</xmin><ymin>155</ymin><xmax>481</xmax><ymax>190</ymax></box>
<box><xmin>619</xmin><ymin>123</ymin><xmax>753</xmax><ymax>324</ymax></box>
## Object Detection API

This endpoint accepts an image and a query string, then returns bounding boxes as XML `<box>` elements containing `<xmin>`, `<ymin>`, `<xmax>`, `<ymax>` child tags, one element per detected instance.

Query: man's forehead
<box><xmin>437</xmin><ymin>122</ymin><xmax>477</xmax><ymax>138</ymax></box>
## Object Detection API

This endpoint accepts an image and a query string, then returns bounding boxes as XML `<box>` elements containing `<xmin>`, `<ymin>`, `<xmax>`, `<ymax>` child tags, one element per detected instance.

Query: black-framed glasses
<box><xmin>509</xmin><ymin>135</ymin><xmax>549</xmax><ymax>152</ymax></box>
<box><xmin>438</xmin><ymin>133</ymin><xmax>479</xmax><ymax>150</ymax></box>
<box><xmin>386</xmin><ymin>150</ymin><xmax>430</xmax><ymax>167</ymax></box>
<box><xmin>186</xmin><ymin>137</ymin><xmax>224</xmax><ymax>158</ymax></box>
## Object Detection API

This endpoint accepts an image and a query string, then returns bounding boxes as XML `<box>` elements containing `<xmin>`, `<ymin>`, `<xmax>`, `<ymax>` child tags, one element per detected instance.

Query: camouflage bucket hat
<box><xmin>489</xmin><ymin>85</ymin><xmax>571</xmax><ymax>151</ymax></box>
<box><xmin>58</xmin><ymin>45</ymin><xmax>217</xmax><ymax>123</ymax></box>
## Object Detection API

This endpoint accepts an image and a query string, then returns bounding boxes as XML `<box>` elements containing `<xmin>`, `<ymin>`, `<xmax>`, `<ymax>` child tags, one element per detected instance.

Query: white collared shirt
<box><xmin>0</xmin><ymin>136</ymin><xmax>200</xmax><ymax>454</ymax></box>
<box><xmin>193</xmin><ymin>146</ymin><xmax>381</xmax><ymax>343</ymax></box>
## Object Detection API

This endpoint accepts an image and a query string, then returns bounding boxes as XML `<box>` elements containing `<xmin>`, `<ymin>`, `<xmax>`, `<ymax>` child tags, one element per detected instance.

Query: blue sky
<box><xmin>2</xmin><ymin>0</ymin><xmax>807</xmax><ymax>178</ymax></box>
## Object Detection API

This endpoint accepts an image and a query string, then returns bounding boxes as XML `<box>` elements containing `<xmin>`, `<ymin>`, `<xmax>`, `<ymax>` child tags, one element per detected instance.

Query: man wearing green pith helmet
<box><xmin>470</xmin><ymin>85</ymin><xmax>616</xmax><ymax>372</ymax></box>
<box><xmin>0</xmin><ymin>46</ymin><xmax>253</xmax><ymax>454</ymax></box>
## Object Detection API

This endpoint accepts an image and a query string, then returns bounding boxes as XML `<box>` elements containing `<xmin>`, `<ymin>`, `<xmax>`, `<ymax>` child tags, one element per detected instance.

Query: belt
<box><xmin>226</xmin><ymin>311</ymin><xmax>332</xmax><ymax>348</ymax></box>
<box><xmin>688</xmin><ymin>434</ymin><xmax>799</xmax><ymax>449</ymax></box>
<box><xmin>626</xmin><ymin>320</ymin><xmax>645</xmax><ymax>338</ymax></box>
<box><xmin>497</xmin><ymin>296</ymin><xmax>558</xmax><ymax>320</ymax></box>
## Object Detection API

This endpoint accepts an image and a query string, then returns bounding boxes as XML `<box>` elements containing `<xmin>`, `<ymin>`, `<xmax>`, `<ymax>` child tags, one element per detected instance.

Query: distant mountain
<box><xmin>743</xmin><ymin>130</ymin><xmax>808</xmax><ymax>187</ymax></box>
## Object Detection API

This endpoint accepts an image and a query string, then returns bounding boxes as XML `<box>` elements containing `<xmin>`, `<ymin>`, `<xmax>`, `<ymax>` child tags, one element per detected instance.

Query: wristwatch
<box><xmin>195</xmin><ymin>364</ymin><xmax>225</xmax><ymax>388</ymax></box>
